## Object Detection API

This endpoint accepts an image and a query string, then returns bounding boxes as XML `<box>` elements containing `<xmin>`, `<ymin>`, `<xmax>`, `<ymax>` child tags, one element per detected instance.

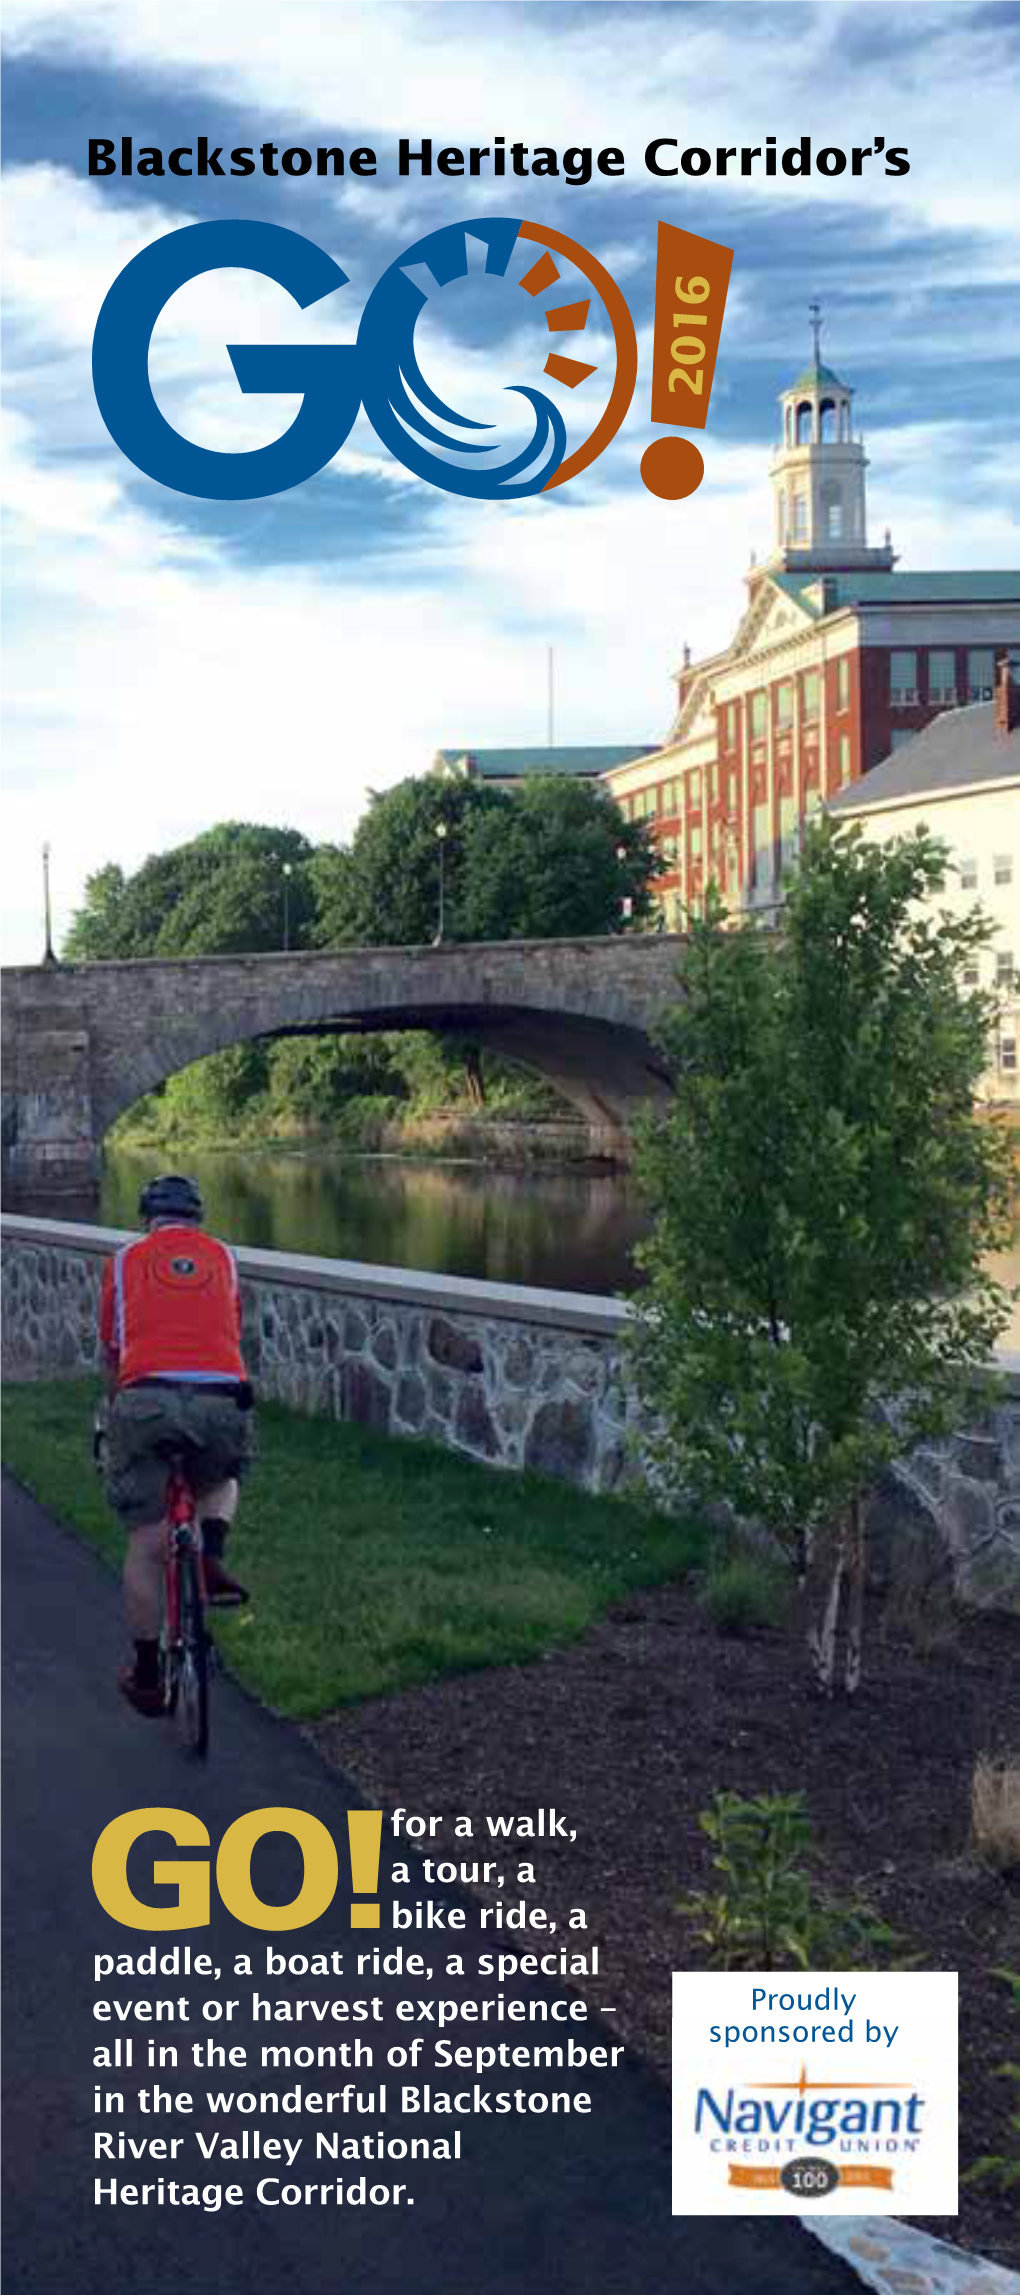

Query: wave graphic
<box><xmin>356</xmin><ymin>219</ymin><xmax>566</xmax><ymax>499</ymax></box>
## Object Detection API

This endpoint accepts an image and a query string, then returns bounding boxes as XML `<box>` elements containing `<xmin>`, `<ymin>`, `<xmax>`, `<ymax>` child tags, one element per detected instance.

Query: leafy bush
<box><xmin>698</xmin><ymin>1551</ymin><xmax>786</xmax><ymax>1637</ymax></box>
<box><xmin>678</xmin><ymin>1789</ymin><xmax>903</xmax><ymax>1971</ymax></box>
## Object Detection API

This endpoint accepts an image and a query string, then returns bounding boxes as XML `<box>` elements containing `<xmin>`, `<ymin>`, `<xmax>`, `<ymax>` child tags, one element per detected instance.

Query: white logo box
<box><xmin>672</xmin><ymin>1970</ymin><xmax>958</xmax><ymax>2217</ymax></box>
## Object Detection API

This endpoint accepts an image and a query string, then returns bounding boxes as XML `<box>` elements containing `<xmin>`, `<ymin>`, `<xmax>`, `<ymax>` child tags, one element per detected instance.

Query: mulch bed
<box><xmin>308</xmin><ymin>1584</ymin><xmax>1020</xmax><ymax>2272</ymax></box>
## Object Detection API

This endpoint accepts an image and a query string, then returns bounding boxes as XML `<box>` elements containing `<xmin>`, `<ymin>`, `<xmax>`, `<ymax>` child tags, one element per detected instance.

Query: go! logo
<box><xmin>92</xmin><ymin>214</ymin><xmax>730</xmax><ymax>504</ymax></box>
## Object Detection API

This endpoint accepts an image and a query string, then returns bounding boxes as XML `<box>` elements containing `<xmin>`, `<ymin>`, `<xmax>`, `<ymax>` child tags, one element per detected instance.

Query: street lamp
<box><xmin>282</xmin><ymin>860</ymin><xmax>293</xmax><ymax>953</ymax></box>
<box><xmin>615</xmin><ymin>843</ymin><xmax>633</xmax><ymax>925</ymax></box>
<box><xmin>434</xmin><ymin>820</ymin><xmax>449</xmax><ymax>945</ymax></box>
<box><xmin>42</xmin><ymin>842</ymin><xmax>56</xmax><ymax>965</ymax></box>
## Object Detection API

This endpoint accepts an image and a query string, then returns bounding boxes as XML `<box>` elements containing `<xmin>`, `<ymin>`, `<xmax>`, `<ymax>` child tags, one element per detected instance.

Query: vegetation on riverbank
<box><xmin>0</xmin><ymin>1377</ymin><xmax>707</xmax><ymax>1714</ymax></box>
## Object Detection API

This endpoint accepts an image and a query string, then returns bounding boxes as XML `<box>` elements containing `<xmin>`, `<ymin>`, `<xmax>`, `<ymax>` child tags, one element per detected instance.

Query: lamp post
<box><xmin>434</xmin><ymin>820</ymin><xmax>449</xmax><ymax>945</ymax></box>
<box><xmin>282</xmin><ymin>860</ymin><xmax>293</xmax><ymax>953</ymax></box>
<box><xmin>615</xmin><ymin>843</ymin><xmax>633</xmax><ymax>926</ymax></box>
<box><xmin>42</xmin><ymin>842</ymin><xmax>56</xmax><ymax>964</ymax></box>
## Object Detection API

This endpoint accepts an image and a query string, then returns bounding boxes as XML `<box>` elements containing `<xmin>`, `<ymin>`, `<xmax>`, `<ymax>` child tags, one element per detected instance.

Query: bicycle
<box><xmin>94</xmin><ymin>1412</ymin><xmax>212</xmax><ymax>1757</ymax></box>
<box><xmin>159</xmin><ymin>1454</ymin><xmax>211</xmax><ymax>1761</ymax></box>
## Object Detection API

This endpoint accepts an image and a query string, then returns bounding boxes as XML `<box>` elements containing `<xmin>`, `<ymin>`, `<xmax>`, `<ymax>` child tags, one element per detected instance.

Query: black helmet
<box><xmin>139</xmin><ymin>1174</ymin><xmax>204</xmax><ymax>1223</ymax></box>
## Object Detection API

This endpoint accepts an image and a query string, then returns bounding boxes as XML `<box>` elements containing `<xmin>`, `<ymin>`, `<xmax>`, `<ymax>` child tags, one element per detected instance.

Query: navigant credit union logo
<box><xmin>671</xmin><ymin>1971</ymin><xmax>958</xmax><ymax>2220</ymax></box>
<box><xmin>91</xmin><ymin>215</ymin><xmax>733</xmax><ymax>505</ymax></box>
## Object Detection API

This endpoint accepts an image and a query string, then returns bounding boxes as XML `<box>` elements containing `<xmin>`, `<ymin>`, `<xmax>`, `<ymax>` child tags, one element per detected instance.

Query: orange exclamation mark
<box><xmin>640</xmin><ymin>222</ymin><xmax>733</xmax><ymax>500</ymax></box>
<box><xmin>348</xmin><ymin>1811</ymin><xmax>382</xmax><ymax>1928</ymax></box>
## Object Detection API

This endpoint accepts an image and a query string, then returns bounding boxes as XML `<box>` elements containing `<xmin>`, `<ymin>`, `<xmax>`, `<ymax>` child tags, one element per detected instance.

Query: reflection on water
<box><xmin>99</xmin><ymin>1148</ymin><xmax>649</xmax><ymax>1298</ymax></box>
<box><xmin>61</xmin><ymin>1146</ymin><xmax>1020</xmax><ymax>1335</ymax></box>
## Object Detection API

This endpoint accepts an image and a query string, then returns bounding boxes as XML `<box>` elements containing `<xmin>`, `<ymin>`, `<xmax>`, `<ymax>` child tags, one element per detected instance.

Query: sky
<box><xmin>3</xmin><ymin>0</ymin><xmax>1019</xmax><ymax>963</ymax></box>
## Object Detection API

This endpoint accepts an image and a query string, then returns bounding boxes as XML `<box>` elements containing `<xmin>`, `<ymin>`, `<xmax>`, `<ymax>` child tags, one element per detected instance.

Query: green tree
<box><xmin>312</xmin><ymin>777</ymin><xmax>505</xmax><ymax>949</ymax></box>
<box><xmin>457</xmin><ymin>776</ymin><xmax>656</xmax><ymax>940</ymax></box>
<box><xmin>630</xmin><ymin>820</ymin><xmax>1015</xmax><ymax>1696</ymax></box>
<box><xmin>63</xmin><ymin>823</ymin><xmax>315</xmax><ymax>959</ymax></box>
<box><xmin>311</xmin><ymin>773</ymin><xmax>654</xmax><ymax>949</ymax></box>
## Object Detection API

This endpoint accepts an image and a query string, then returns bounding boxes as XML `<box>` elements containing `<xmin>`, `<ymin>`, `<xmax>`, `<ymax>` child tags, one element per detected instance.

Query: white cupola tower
<box><xmin>766</xmin><ymin>305</ymin><xmax>895</xmax><ymax>574</ymax></box>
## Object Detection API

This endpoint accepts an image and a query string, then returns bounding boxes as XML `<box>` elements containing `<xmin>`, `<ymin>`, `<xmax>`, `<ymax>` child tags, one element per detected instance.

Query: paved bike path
<box><xmin>1</xmin><ymin>1473</ymin><xmax>859</xmax><ymax>2295</ymax></box>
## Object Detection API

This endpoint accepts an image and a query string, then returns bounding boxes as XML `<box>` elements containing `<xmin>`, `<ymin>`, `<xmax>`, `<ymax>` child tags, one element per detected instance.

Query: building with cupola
<box><xmin>603</xmin><ymin>318</ymin><xmax>1020</xmax><ymax>922</ymax></box>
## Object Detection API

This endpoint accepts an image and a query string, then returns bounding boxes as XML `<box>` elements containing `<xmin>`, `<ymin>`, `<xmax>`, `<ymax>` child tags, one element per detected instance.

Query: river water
<box><xmin>96</xmin><ymin>1145</ymin><xmax>1019</xmax><ymax>1342</ymax></box>
<box><xmin>99</xmin><ymin>1146</ymin><xmax>648</xmax><ymax>1297</ymax></box>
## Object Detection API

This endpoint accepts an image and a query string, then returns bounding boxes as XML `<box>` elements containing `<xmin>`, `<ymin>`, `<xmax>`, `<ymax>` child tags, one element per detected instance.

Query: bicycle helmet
<box><xmin>138</xmin><ymin>1173</ymin><xmax>205</xmax><ymax>1223</ymax></box>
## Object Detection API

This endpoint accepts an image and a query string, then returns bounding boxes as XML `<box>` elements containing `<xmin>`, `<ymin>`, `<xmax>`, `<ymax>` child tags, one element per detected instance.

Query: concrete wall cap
<box><xmin>0</xmin><ymin>1213</ymin><xmax>631</xmax><ymax>1336</ymax></box>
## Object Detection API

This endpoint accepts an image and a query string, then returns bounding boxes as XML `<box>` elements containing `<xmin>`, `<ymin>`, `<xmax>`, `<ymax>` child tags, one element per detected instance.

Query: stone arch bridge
<box><xmin>1</xmin><ymin>937</ymin><xmax>687</xmax><ymax>1197</ymax></box>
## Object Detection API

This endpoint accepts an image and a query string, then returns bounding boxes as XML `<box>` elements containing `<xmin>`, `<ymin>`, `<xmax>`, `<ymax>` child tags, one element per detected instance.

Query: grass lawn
<box><xmin>1</xmin><ymin>1377</ymin><xmax>707</xmax><ymax>1718</ymax></box>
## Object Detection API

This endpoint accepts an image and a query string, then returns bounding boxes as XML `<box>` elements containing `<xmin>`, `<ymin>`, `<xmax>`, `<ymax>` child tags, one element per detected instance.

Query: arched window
<box><xmin>796</xmin><ymin>400</ymin><xmax>813</xmax><ymax>446</ymax></box>
<box><xmin>819</xmin><ymin>398</ymin><xmax>837</xmax><ymax>443</ymax></box>
<box><xmin>839</xmin><ymin>402</ymin><xmax>850</xmax><ymax>441</ymax></box>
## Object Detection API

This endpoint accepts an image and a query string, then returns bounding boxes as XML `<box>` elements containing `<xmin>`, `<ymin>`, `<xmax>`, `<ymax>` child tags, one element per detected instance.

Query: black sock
<box><xmin>134</xmin><ymin>1638</ymin><xmax>160</xmax><ymax>1689</ymax></box>
<box><xmin>202</xmin><ymin>1517</ymin><xmax>229</xmax><ymax>1560</ymax></box>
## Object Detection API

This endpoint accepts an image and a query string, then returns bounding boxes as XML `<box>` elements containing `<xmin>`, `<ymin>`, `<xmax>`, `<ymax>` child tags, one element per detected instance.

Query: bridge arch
<box><xmin>2</xmin><ymin>938</ymin><xmax>684</xmax><ymax>1198</ymax></box>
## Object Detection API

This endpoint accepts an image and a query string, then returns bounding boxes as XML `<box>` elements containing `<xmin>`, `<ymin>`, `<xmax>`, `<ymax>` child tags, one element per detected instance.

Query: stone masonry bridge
<box><xmin>1</xmin><ymin>937</ymin><xmax>687</xmax><ymax>1197</ymax></box>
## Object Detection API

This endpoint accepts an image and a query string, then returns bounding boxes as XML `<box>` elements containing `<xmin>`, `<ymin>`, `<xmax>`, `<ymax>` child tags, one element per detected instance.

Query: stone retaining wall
<box><xmin>3</xmin><ymin>1216</ymin><xmax>1018</xmax><ymax>1614</ymax></box>
<box><xmin>0</xmin><ymin>1217</ymin><xmax>637</xmax><ymax>1494</ymax></box>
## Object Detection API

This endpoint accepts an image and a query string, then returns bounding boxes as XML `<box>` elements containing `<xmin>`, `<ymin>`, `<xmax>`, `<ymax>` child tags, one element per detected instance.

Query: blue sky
<box><xmin>3</xmin><ymin>0</ymin><xmax>1019</xmax><ymax>961</ymax></box>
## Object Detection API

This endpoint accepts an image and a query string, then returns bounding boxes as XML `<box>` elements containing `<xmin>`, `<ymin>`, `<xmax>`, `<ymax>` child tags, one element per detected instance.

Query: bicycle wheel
<box><xmin>175</xmin><ymin>1549</ymin><xmax>210</xmax><ymax>1759</ymax></box>
<box><xmin>159</xmin><ymin>1562</ymin><xmax>180</xmax><ymax>1718</ymax></box>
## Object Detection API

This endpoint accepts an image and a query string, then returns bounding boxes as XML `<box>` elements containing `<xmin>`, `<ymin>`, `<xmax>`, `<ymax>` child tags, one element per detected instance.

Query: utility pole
<box><xmin>434</xmin><ymin>820</ymin><xmax>448</xmax><ymax>944</ymax></box>
<box><xmin>42</xmin><ymin>842</ymin><xmax>56</xmax><ymax>964</ymax></box>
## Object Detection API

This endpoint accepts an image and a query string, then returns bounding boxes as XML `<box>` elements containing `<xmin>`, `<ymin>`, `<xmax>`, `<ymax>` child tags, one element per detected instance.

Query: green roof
<box><xmin>435</xmin><ymin>745</ymin><xmax>657</xmax><ymax>780</ymax></box>
<box><xmin>769</xmin><ymin>570</ymin><xmax>1020</xmax><ymax>620</ymax></box>
<box><xmin>788</xmin><ymin>360</ymin><xmax>851</xmax><ymax>395</ymax></box>
<box><xmin>826</xmin><ymin>571</ymin><xmax>1020</xmax><ymax>608</ymax></box>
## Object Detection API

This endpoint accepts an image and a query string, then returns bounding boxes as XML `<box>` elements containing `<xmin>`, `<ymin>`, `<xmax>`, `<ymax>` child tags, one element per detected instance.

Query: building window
<box><xmin>993</xmin><ymin>854</ymin><xmax>1013</xmax><ymax>886</ymax></box>
<box><xmin>995</xmin><ymin>950</ymin><xmax>1015</xmax><ymax>989</ymax></box>
<box><xmin>928</xmin><ymin>649</ymin><xmax>956</xmax><ymax>705</ymax></box>
<box><xmin>836</xmin><ymin>657</ymin><xmax>851</xmax><ymax>712</ymax></box>
<box><xmin>779</xmin><ymin>796</ymin><xmax>798</xmax><ymax>876</ymax></box>
<box><xmin>690</xmin><ymin>821</ymin><xmax>703</xmax><ymax>859</ymax></box>
<box><xmin>791</xmin><ymin>491</ymin><xmax>808</xmax><ymax>540</ymax></box>
<box><xmin>795</xmin><ymin>402</ymin><xmax>813</xmax><ymax>446</ymax></box>
<box><xmin>959</xmin><ymin>855</ymin><xmax>978</xmax><ymax>890</ymax></box>
<box><xmin>839</xmin><ymin>734</ymin><xmax>851</xmax><ymax>785</ymax></box>
<box><xmin>750</xmin><ymin>692</ymin><xmax>768</xmax><ymax>741</ymax></box>
<box><xmin>821</xmin><ymin>482</ymin><xmax>843</xmax><ymax>540</ymax></box>
<box><xmin>962</xmin><ymin>956</ymin><xmax>980</xmax><ymax>987</ymax></box>
<box><xmin>725</xmin><ymin>703</ymin><xmax>736</xmax><ymax>747</ymax></box>
<box><xmin>890</xmin><ymin>650</ymin><xmax>918</xmax><ymax>705</ymax></box>
<box><xmin>689</xmin><ymin>771</ymin><xmax>702</xmax><ymax>805</ymax></box>
<box><xmin>776</xmin><ymin>681</ymin><xmax>794</xmax><ymax>729</ymax></box>
<box><xmin>709</xmin><ymin>763</ymin><xmax>719</xmax><ymax>803</ymax></box>
<box><xmin>968</xmin><ymin>648</ymin><xmax>995</xmax><ymax>703</ymax></box>
<box><xmin>1001</xmin><ymin>1037</ymin><xmax>1018</xmax><ymax>1073</ymax></box>
<box><xmin>752</xmin><ymin>803</ymin><xmax>771</xmax><ymax>891</ymax></box>
<box><xmin>802</xmin><ymin>670</ymin><xmax>820</xmax><ymax>723</ymax></box>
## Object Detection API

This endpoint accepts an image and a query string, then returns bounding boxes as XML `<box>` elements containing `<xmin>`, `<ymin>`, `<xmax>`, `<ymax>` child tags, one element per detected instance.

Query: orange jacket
<box><xmin>99</xmin><ymin>1225</ymin><xmax>246</xmax><ymax>1388</ymax></box>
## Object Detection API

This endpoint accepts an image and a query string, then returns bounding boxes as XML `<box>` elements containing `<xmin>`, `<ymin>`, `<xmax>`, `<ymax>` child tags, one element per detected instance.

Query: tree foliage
<box><xmin>311</xmin><ymin>773</ymin><xmax>655</xmax><ymax>948</ymax></box>
<box><xmin>457</xmin><ymin>778</ymin><xmax>657</xmax><ymax>941</ymax></box>
<box><xmin>631</xmin><ymin>820</ymin><xmax>1016</xmax><ymax>1694</ymax></box>
<box><xmin>63</xmin><ymin>823</ymin><xmax>315</xmax><ymax>959</ymax></box>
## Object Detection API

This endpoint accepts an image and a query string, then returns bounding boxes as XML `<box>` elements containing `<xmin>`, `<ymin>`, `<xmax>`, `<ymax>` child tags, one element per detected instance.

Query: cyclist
<box><xmin>99</xmin><ymin>1174</ymin><xmax>255</xmax><ymax>1717</ymax></box>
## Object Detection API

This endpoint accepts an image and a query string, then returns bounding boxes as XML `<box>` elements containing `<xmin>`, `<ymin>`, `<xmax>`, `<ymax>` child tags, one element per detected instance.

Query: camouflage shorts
<box><xmin>105</xmin><ymin>1382</ymin><xmax>255</xmax><ymax>1530</ymax></box>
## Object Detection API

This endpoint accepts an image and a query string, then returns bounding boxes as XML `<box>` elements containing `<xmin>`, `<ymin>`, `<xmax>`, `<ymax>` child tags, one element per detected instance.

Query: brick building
<box><xmin>605</xmin><ymin>337</ymin><xmax>1020</xmax><ymax>921</ymax></box>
